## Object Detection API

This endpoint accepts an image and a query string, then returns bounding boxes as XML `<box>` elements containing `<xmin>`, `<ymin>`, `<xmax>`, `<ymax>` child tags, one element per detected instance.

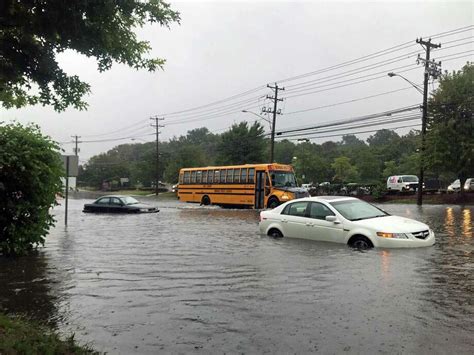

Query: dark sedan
<box><xmin>83</xmin><ymin>195</ymin><xmax>159</xmax><ymax>213</ymax></box>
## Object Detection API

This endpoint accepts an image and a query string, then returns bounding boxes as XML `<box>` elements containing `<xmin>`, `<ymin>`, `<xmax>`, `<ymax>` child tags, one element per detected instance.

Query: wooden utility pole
<box><xmin>416</xmin><ymin>38</ymin><xmax>441</xmax><ymax>206</ymax></box>
<box><xmin>71</xmin><ymin>135</ymin><xmax>81</xmax><ymax>156</ymax></box>
<box><xmin>150</xmin><ymin>116</ymin><xmax>165</xmax><ymax>196</ymax></box>
<box><xmin>266</xmin><ymin>83</ymin><xmax>284</xmax><ymax>162</ymax></box>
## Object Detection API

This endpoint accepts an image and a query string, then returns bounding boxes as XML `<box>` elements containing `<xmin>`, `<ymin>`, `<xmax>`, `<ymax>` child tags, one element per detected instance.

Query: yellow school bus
<box><xmin>178</xmin><ymin>163</ymin><xmax>309</xmax><ymax>209</ymax></box>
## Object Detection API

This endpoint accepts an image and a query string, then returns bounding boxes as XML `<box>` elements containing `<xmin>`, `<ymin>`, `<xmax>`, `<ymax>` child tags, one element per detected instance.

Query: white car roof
<box><xmin>295</xmin><ymin>196</ymin><xmax>356</xmax><ymax>203</ymax></box>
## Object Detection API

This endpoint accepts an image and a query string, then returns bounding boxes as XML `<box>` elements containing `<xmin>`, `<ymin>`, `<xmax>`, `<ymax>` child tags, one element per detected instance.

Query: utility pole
<box><xmin>71</xmin><ymin>135</ymin><xmax>81</xmax><ymax>156</ymax></box>
<box><xmin>415</xmin><ymin>38</ymin><xmax>441</xmax><ymax>206</ymax></box>
<box><xmin>150</xmin><ymin>116</ymin><xmax>165</xmax><ymax>196</ymax></box>
<box><xmin>265</xmin><ymin>83</ymin><xmax>285</xmax><ymax>162</ymax></box>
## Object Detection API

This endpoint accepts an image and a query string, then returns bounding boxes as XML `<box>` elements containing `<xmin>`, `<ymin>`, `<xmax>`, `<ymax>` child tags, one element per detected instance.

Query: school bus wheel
<box><xmin>201</xmin><ymin>195</ymin><xmax>211</xmax><ymax>205</ymax></box>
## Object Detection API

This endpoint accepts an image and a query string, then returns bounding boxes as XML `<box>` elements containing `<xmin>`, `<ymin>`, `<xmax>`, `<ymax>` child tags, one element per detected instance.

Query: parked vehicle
<box><xmin>424</xmin><ymin>178</ymin><xmax>443</xmax><ymax>194</ymax></box>
<box><xmin>172</xmin><ymin>183</ymin><xmax>179</xmax><ymax>192</ymax></box>
<box><xmin>259</xmin><ymin>196</ymin><xmax>435</xmax><ymax>248</ymax></box>
<box><xmin>386</xmin><ymin>175</ymin><xmax>419</xmax><ymax>192</ymax></box>
<box><xmin>448</xmin><ymin>178</ymin><xmax>474</xmax><ymax>193</ymax></box>
<box><xmin>83</xmin><ymin>195</ymin><xmax>159</xmax><ymax>213</ymax></box>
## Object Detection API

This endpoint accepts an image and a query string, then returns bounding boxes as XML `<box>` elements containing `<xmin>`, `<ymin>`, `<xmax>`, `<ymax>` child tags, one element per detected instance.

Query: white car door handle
<box><xmin>281</xmin><ymin>219</ymin><xmax>288</xmax><ymax>223</ymax></box>
<box><xmin>305</xmin><ymin>222</ymin><xmax>313</xmax><ymax>226</ymax></box>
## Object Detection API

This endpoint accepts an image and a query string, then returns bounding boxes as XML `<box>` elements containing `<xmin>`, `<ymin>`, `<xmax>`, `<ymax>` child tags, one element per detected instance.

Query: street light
<box><xmin>387</xmin><ymin>72</ymin><xmax>424</xmax><ymax>95</ymax></box>
<box><xmin>388</xmin><ymin>71</ymin><xmax>426</xmax><ymax>205</ymax></box>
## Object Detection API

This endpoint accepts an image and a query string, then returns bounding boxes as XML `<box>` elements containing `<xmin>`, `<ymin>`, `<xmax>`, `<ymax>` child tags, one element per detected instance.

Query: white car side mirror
<box><xmin>325</xmin><ymin>215</ymin><xmax>340</xmax><ymax>224</ymax></box>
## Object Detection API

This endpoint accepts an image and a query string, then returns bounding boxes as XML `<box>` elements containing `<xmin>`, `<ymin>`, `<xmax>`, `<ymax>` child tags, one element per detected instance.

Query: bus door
<box><xmin>255</xmin><ymin>170</ymin><xmax>265</xmax><ymax>209</ymax></box>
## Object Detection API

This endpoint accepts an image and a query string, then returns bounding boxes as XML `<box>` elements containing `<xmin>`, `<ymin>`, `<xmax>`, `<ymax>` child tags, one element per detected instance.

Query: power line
<box><xmin>275</xmin><ymin>105</ymin><xmax>421</xmax><ymax>135</ymax></box>
<box><xmin>284</xmin><ymin>86</ymin><xmax>418</xmax><ymax>115</ymax></box>
<box><xmin>277</xmin><ymin>114</ymin><xmax>421</xmax><ymax>139</ymax></box>
<box><xmin>279</xmin><ymin>123</ymin><xmax>422</xmax><ymax>141</ymax></box>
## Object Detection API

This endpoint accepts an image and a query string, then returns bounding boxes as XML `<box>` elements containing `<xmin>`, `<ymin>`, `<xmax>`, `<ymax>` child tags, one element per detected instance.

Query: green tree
<box><xmin>0</xmin><ymin>123</ymin><xmax>63</xmax><ymax>255</ymax></box>
<box><xmin>0</xmin><ymin>0</ymin><xmax>179</xmax><ymax>111</ymax></box>
<box><xmin>217</xmin><ymin>121</ymin><xmax>266</xmax><ymax>164</ymax></box>
<box><xmin>331</xmin><ymin>156</ymin><xmax>359</xmax><ymax>183</ymax></box>
<box><xmin>163</xmin><ymin>144</ymin><xmax>207</xmax><ymax>183</ymax></box>
<box><xmin>426</xmin><ymin>63</ymin><xmax>474</xmax><ymax>195</ymax></box>
<box><xmin>274</xmin><ymin>139</ymin><xmax>296</xmax><ymax>164</ymax></box>
<box><xmin>382</xmin><ymin>161</ymin><xmax>398</xmax><ymax>179</ymax></box>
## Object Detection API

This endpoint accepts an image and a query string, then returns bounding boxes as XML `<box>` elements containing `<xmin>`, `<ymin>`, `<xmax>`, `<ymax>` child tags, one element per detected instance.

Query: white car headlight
<box><xmin>377</xmin><ymin>232</ymin><xmax>409</xmax><ymax>239</ymax></box>
<box><xmin>140</xmin><ymin>208</ymin><xmax>149</xmax><ymax>212</ymax></box>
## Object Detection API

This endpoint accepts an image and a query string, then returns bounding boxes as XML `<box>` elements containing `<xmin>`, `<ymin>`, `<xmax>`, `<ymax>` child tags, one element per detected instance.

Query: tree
<box><xmin>0</xmin><ymin>123</ymin><xmax>63</xmax><ymax>255</ymax></box>
<box><xmin>163</xmin><ymin>144</ymin><xmax>207</xmax><ymax>183</ymax></box>
<box><xmin>331</xmin><ymin>156</ymin><xmax>359</xmax><ymax>183</ymax></box>
<box><xmin>217</xmin><ymin>121</ymin><xmax>266</xmax><ymax>164</ymax></box>
<box><xmin>382</xmin><ymin>161</ymin><xmax>398</xmax><ymax>179</ymax></box>
<box><xmin>426</xmin><ymin>63</ymin><xmax>473</xmax><ymax>195</ymax></box>
<box><xmin>0</xmin><ymin>0</ymin><xmax>179</xmax><ymax>111</ymax></box>
<box><xmin>274</xmin><ymin>139</ymin><xmax>296</xmax><ymax>164</ymax></box>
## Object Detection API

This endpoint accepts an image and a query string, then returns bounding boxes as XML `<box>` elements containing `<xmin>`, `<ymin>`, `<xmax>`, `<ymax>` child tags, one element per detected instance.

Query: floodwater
<box><xmin>0</xmin><ymin>199</ymin><xmax>473</xmax><ymax>354</ymax></box>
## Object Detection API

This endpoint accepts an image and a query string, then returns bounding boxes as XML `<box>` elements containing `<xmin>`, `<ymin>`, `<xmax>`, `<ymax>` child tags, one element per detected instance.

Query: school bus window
<box><xmin>248</xmin><ymin>168</ymin><xmax>255</xmax><ymax>183</ymax></box>
<box><xmin>179</xmin><ymin>173</ymin><xmax>184</xmax><ymax>184</ymax></box>
<box><xmin>208</xmin><ymin>170</ymin><xmax>213</xmax><ymax>183</ymax></box>
<box><xmin>214</xmin><ymin>170</ymin><xmax>220</xmax><ymax>183</ymax></box>
<box><xmin>184</xmin><ymin>171</ymin><xmax>190</xmax><ymax>184</ymax></box>
<box><xmin>226</xmin><ymin>169</ymin><xmax>233</xmax><ymax>183</ymax></box>
<box><xmin>241</xmin><ymin>168</ymin><xmax>247</xmax><ymax>183</ymax></box>
<box><xmin>196</xmin><ymin>170</ymin><xmax>202</xmax><ymax>183</ymax></box>
<box><xmin>233</xmin><ymin>169</ymin><xmax>240</xmax><ymax>183</ymax></box>
<box><xmin>219</xmin><ymin>170</ymin><xmax>226</xmax><ymax>183</ymax></box>
<box><xmin>191</xmin><ymin>171</ymin><xmax>197</xmax><ymax>183</ymax></box>
<box><xmin>202</xmin><ymin>170</ymin><xmax>208</xmax><ymax>183</ymax></box>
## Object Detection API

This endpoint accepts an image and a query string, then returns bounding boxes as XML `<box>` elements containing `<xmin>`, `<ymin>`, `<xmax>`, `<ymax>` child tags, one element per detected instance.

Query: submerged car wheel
<box><xmin>349</xmin><ymin>235</ymin><xmax>373</xmax><ymax>250</ymax></box>
<box><xmin>268</xmin><ymin>228</ymin><xmax>283</xmax><ymax>239</ymax></box>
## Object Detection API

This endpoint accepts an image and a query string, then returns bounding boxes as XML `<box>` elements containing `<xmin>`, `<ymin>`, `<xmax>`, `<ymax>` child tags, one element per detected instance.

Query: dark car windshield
<box><xmin>402</xmin><ymin>175</ymin><xmax>418</xmax><ymax>182</ymax></box>
<box><xmin>330</xmin><ymin>199</ymin><xmax>389</xmax><ymax>221</ymax></box>
<box><xmin>121</xmin><ymin>196</ymin><xmax>139</xmax><ymax>205</ymax></box>
<box><xmin>270</xmin><ymin>171</ymin><xmax>297</xmax><ymax>187</ymax></box>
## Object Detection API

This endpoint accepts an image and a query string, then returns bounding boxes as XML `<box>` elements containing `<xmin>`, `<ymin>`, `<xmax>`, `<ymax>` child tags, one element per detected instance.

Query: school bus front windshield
<box><xmin>270</xmin><ymin>171</ymin><xmax>297</xmax><ymax>188</ymax></box>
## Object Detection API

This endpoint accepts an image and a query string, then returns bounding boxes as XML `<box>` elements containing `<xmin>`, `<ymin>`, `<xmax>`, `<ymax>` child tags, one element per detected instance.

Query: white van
<box><xmin>387</xmin><ymin>175</ymin><xmax>419</xmax><ymax>192</ymax></box>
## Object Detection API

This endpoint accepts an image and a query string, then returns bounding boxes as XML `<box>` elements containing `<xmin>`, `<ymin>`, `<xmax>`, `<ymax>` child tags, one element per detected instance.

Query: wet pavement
<box><xmin>0</xmin><ymin>199</ymin><xmax>473</xmax><ymax>354</ymax></box>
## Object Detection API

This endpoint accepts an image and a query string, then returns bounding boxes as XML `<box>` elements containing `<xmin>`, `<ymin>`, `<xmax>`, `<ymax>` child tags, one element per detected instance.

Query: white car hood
<box><xmin>351</xmin><ymin>215</ymin><xmax>429</xmax><ymax>233</ymax></box>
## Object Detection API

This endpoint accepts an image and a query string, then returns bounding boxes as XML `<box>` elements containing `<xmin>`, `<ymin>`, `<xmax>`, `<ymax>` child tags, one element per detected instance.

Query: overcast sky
<box><xmin>1</xmin><ymin>0</ymin><xmax>472</xmax><ymax>161</ymax></box>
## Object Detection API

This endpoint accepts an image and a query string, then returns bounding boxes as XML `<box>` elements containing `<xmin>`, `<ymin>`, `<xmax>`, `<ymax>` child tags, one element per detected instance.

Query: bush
<box><xmin>371</xmin><ymin>182</ymin><xmax>387</xmax><ymax>200</ymax></box>
<box><xmin>0</xmin><ymin>123</ymin><xmax>63</xmax><ymax>255</ymax></box>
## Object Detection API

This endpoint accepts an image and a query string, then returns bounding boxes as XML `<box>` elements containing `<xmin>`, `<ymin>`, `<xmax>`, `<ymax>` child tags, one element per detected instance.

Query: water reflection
<box><xmin>444</xmin><ymin>207</ymin><xmax>455</xmax><ymax>238</ymax></box>
<box><xmin>0</xmin><ymin>252</ymin><xmax>61</xmax><ymax>327</ymax></box>
<box><xmin>462</xmin><ymin>208</ymin><xmax>472</xmax><ymax>238</ymax></box>
<box><xmin>380</xmin><ymin>250</ymin><xmax>391</xmax><ymax>280</ymax></box>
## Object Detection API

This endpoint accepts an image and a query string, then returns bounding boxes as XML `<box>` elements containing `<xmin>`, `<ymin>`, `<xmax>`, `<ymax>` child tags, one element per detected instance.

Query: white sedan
<box><xmin>259</xmin><ymin>196</ymin><xmax>435</xmax><ymax>249</ymax></box>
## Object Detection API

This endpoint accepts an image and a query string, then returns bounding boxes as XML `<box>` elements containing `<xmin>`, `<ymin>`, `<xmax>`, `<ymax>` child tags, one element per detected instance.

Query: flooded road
<box><xmin>0</xmin><ymin>199</ymin><xmax>473</xmax><ymax>354</ymax></box>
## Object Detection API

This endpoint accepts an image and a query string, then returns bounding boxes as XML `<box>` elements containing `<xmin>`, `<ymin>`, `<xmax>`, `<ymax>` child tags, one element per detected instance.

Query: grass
<box><xmin>0</xmin><ymin>313</ymin><xmax>98</xmax><ymax>355</ymax></box>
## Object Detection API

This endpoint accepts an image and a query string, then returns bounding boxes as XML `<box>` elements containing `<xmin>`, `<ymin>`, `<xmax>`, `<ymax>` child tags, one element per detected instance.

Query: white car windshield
<box><xmin>270</xmin><ymin>171</ymin><xmax>297</xmax><ymax>187</ymax></box>
<box><xmin>330</xmin><ymin>200</ymin><xmax>389</xmax><ymax>221</ymax></box>
<box><xmin>121</xmin><ymin>196</ymin><xmax>139</xmax><ymax>205</ymax></box>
